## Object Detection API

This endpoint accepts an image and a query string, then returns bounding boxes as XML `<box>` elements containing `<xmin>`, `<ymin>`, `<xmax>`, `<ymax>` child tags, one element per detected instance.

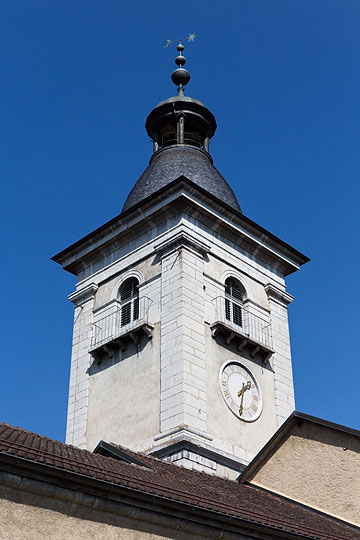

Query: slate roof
<box><xmin>0</xmin><ymin>423</ymin><xmax>358</xmax><ymax>540</ymax></box>
<box><xmin>122</xmin><ymin>145</ymin><xmax>241</xmax><ymax>213</ymax></box>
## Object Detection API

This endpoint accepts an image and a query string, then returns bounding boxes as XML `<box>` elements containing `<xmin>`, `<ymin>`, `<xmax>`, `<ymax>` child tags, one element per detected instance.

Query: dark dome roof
<box><xmin>122</xmin><ymin>145</ymin><xmax>241</xmax><ymax>213</ymax></box>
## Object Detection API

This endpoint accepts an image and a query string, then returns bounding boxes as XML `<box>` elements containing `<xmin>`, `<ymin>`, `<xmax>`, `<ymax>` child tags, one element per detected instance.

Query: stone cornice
<box><xmin>265</xmin><ymin>284</ymin><xmax>294</xmax><ymax>306</ymax></box>
<box><xmin>52</xmin><ymin>180</ymin><xmax>309</xmax><ymax>277</ymax></box>
<box><xmin>154</xmin><ymin>230</ymin><xmax>211</xmax><ymax>259</ymax></box>
<box><xmin>68</xmin><ymin>283</ymin><xmax>98</xmax><ymax>305</ymax></box>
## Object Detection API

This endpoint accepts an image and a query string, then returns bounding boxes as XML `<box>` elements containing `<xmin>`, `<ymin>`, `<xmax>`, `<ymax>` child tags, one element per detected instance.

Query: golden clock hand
<box><xmin>238</xmin><ymin>382</ymin><xmax>246</xmax><ymax>415</ymax></box>
<box><xmin>237</xmin><ymin>381</ymin><xmax>251</xmax><ymax>397</ymax></box>
<box><xmin>237</xmin><ymin>381</ymin><xmax>251</xmax><ymax>415</ymax></box>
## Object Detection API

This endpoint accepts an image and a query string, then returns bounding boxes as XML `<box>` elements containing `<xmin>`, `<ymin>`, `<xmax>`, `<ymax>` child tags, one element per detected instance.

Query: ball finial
<box><xmin>165</xmin><ymin>34</ymin><xmax>196</xmax><ymax>96</ymax></box>
<box><xmin>172</xmin><ymin>41</ymin><xmax>190</xmax><ymax>95</ymax></box>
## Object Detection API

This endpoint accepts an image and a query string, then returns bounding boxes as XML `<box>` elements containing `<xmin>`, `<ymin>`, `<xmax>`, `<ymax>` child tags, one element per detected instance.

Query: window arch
<box><xmin>119</xmin><ymin>278</ymin><xmax>139</xmax><ymax>327</ymax></box>
<box><xmin>225</xmin><ymin>277</ymin><xmax>245</xmax><ymax>327</ymax></box>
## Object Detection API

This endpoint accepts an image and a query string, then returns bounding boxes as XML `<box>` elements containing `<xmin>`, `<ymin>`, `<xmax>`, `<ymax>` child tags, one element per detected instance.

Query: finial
<box><xmin>165</xmin><ymin>34</ymin><xmax>196</xmax><ymax>96</ymax></box>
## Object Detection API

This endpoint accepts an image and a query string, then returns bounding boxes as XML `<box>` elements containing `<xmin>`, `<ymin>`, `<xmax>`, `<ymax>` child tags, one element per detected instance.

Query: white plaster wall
<box><xmin>86</xmin><ymin>324</ymin><xmax>160</xmax><ymax>451</ymax></box>
<box><xmin>85</xmin><ymin>259</ymin><xmax>162</xmax><ymax>451</ymax></box>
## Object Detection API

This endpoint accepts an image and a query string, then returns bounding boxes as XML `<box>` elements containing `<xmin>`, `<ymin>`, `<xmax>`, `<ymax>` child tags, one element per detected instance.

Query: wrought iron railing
<box><xmin>91</xmin><ymin>297</ymin><xmax>152</xmax><ymax>350</ymax></box>
<box><xmin>212</xmin><ymin>296</ymin><xmax>272</xmax><ymax>349</ymax></box>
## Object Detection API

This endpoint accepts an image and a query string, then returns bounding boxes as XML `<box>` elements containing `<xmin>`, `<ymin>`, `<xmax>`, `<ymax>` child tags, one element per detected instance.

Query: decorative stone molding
<box><xmin>154</xmin><ymin>231</ymin><xmax>211</xmax><ymax>259</ymax></box>
<box><xmin>265</xmin><ymin>283</ymin><xmax>294</xmax><ymax>306</ymax></box>
<box><xmin>151</xmin><ymin>440</ymin><xmax>246</xmax><ymax>477</ymax></box>
<box><xmin>68</xmin><ymin>283</ymin><xmax>98</xmax><ymax>305</ymax></box>
<box><xmin>154</xmin><ymin>424</ymin><xmax>213</xmax><ymax>443</ymax></box>
<box><xmin>221</xmin><ymin>270</ymin><xmax>252</xmax><ymax>302</ymax></box>
<box><xmin>110</xmin><ymin>270</ymin><xmax>144</xmax><ymax>301</ymax></box>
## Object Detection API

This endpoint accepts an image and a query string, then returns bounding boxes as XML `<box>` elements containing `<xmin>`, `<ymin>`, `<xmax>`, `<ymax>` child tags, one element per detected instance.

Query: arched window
<box><xmin>119</xmin><ymin>278</ymin><xmax>139</xmax><ymax>327</ymax></box>
<box><xmin>225</xmin><ymin>278</ymin><xmax>244</xmax><ymax>327</ymax></box>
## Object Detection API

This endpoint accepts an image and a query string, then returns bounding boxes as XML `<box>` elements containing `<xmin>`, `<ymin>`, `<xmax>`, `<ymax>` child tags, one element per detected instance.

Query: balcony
<box><xmin>90</xmin><ymin>297</ymin><xmax>153</xmax><ymax>361</ymax></box>
<box><xmin>210</xmin><ymin>296</ymin><xmax>274</xmax><ymax>362</ymax></box>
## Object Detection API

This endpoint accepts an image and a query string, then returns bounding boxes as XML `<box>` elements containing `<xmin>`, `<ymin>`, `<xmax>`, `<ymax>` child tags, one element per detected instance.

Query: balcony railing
<box><xmin>211</xmin><ymin>296</ymin><xmax>273</xmax><ymax>360</ymax></box>
<box><xmin>90</xmin><ymin>297</ymin><xmax>153</xmax><ymax>357</ymax></box>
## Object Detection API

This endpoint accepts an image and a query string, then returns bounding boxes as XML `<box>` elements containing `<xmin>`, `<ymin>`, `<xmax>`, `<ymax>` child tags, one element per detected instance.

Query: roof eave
<box><xmin>52</xmin><ymin>176</ymin><xmax>310</xmax><ymax>276</ymax></box>
<box><xmin>0</xmin><ymin>450</ymin><xmax>326</xmax><ymax>540</ymax></box>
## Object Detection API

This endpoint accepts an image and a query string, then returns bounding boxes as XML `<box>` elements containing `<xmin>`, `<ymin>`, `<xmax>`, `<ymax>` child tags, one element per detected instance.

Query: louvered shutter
<box><xmin>119</xmin><ymin>278</ymin><xmax>139</xmax><ymax>326</ymax></box>
<box><xmin>225</xmin><ymin>278</ymin><xmax>244</xmax><ymax>327</ymax></box>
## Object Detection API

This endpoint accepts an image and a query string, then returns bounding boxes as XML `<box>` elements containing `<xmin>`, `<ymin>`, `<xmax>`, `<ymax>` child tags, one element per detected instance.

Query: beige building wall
<box><xmin>0</xmin><ymin>483</ymin><xmax>209</xmax><ymax>540</ymax></box>
<box><xmin>248</xmin><ymin>421</ymin><xmax>360</xmax><ymax>526</ymax></box>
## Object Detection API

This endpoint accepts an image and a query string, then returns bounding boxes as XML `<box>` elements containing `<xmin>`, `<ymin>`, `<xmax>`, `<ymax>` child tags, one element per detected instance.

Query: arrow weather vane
<box><xmin>164</xmin><ymin>33</ymin><xmax>196</xmax><ymax>48</ymax></box>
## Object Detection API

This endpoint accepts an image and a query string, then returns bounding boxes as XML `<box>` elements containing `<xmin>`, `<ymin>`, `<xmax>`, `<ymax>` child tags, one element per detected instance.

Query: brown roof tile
<box><xmin>0</xmin><ymin>423</ymin><xmax>358</xmax><ymax>540</ymax></box>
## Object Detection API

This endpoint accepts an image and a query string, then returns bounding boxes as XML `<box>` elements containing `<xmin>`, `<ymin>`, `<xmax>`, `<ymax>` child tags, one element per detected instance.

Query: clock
<box><xmin>219</xmin><ymin>361</ymin><xmax>262</xmax><ymax>422</ymax></box>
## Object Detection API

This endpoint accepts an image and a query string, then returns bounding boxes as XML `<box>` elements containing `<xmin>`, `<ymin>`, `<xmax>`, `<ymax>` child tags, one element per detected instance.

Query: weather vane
<box><xmin>164</xmin><ymin>33</ymin><xmax>196</xmax><ymax>48</ymax></box>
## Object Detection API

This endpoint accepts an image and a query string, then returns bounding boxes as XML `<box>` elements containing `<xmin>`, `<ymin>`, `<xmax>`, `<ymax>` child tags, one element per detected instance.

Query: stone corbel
<box><xmin>250</xmin><ymin>345</ymin><xmax>261</xmax><ymax>358</ymax></box>
<box><xmin>154</xmin><ymin>231</ymin><xmax>211</xmax><ymax>260</ymax></box>
<box><xmin>265</xmin><ymin>283</ymin><xmax>294</xmax><ymax>306</ymax></box>
<box><xmin>103</xmin><ymin>345</ymin><xmax>114</xmax><ymax>359</ymax></box>
<box><xmin>225</xmin><ymin>331</ymin><xmax>236</xmax><ymax>345</ymax></box>
<box><xmin>129</xmin><ymin>332</ymin><xmax>139</xmax><ymax>345</ymax></box>
<box><xmin>68</xmin><ymin>283</ymin><xmax>98</xmax><ymax>306</ymax></box>
<box><xmin>238</xmin><ymin>338</ymin><xmax>248</xmax><ymax>351</ymax></box>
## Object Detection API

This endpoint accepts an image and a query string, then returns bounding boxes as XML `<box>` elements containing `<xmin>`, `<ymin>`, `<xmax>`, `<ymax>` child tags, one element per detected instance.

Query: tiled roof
<box><xmin>0</xmin><ymin>423</ymin><xmax>358</xmax><ymax>540</ymax></box>
<box><xmin>121</xmin><ymin>146</ymin><xmax>241</xmax><ymax>213</ymax></box>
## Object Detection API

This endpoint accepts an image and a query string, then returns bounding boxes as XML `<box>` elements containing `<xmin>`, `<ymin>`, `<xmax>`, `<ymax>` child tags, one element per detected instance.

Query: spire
<box><xmin>122</xmin><ymin>37</ymin><xmax>241</xmax><ymax>214</ymax></box>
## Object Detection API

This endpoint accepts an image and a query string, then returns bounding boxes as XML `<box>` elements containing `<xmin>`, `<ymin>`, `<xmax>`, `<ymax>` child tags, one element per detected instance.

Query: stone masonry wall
<box><xmin>159</xmin><ymin>246</ymin><xmax>207</xmax><ymax>435</ymax></box>
<box><xmin>265</xmin><ymin>285</ymin><xmax>295</xmax><ymax>426</ymax></box>
<box><xmin>66</xmin><ymin>284</ymin><xmax>97</xmax><ymax>447</ymax></box>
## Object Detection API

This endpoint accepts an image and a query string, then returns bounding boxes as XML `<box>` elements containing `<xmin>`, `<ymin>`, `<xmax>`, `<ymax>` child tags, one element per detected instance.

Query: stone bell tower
<box><xmin>53</xmin><ymin>42</ymin><xmax>309</xmax><ymax>479</ymax></box>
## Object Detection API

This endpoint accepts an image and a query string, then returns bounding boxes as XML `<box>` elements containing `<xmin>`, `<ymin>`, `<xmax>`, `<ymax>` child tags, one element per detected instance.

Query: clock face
<box><xmin>219</xmin><ymin>361</ymin><xmax>262</xmax><ymax>422</ymax></box>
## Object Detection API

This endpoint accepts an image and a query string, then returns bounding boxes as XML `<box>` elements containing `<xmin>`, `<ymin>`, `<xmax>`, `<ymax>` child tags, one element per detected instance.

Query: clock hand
<box><xmin>237</xmin><ymin>381</ymin><xmax>251</xmax><ymax>415</ymax></box>
<box><xmin>237</xmin><ymin>381</ymin><xmax>251</xmax><ymax>397</ymax></box>
<box><xmin>238</xmin><ymin>382</ymin><xmax>245</xmax><ymax>415</ymax></box>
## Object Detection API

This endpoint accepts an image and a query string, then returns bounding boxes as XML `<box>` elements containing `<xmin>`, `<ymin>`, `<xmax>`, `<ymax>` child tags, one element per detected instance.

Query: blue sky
<box><xmin>1</xmin><ymin>1</ymin><xmax>359</xmax><ymax>442</ymax></box>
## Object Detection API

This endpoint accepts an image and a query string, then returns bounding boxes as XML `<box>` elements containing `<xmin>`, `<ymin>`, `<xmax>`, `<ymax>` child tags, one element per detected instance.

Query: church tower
<box><xmin>53</xmin><ymin>42</ymin><xmax>309</xmax><ymax>479</ymax></box>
